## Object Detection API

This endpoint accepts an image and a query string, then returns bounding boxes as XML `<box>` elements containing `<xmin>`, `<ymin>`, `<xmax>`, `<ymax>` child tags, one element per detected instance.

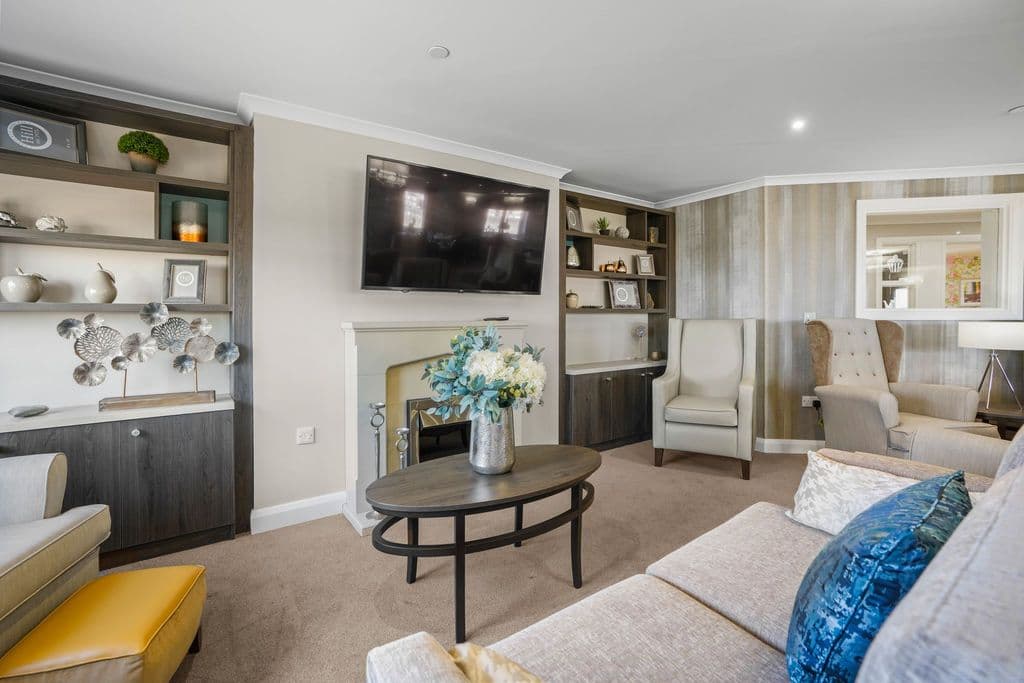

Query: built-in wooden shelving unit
<box><xmin>0</xmin><ymin>302</ymin><xmax>232</xmax><ymax>313</ymax></box>
<box><xmin>0</xmin><ymin>226</ymin><xmax>230</xmax><ymax>255</ymax></box>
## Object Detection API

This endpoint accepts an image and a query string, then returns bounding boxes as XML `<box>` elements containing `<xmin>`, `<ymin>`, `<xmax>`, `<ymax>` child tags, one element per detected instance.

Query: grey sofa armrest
<box><xmin>366</xmin><ymin>632</ymin><xmax>469</xmax><ymax>683</ymax></box>
<box><xmin>889</xmin><ymin>382</ymin><xmax>980</xmax><ymax>422</ymax></box>
<box><xmin>817</xmin><ymin>385</ymin><xmax>900</xmax><ymax>455</ymax></box>
<box><xmin>0</xmin><ymin>453</ymin><xmax>67</xmax><ymax>527</ymax></box>
<box><xmin>907</xmin><ymin>428</ymin><xmax>1010</xmax><ymax>478</ymax></box>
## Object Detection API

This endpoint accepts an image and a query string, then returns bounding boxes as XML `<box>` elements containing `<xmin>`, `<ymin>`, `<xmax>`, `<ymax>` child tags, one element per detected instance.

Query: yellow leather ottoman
<box><xmin>0</xmin><ymin>565</ymin><xmax>206</xmax><ymax>683</ymax></box>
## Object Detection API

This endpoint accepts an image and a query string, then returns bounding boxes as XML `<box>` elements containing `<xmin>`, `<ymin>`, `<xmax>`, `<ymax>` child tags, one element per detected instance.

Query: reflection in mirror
<box><xmin>864</xmin><ymin>209</ymin><xmax>1000</xmax><ymax>311</ymax></box>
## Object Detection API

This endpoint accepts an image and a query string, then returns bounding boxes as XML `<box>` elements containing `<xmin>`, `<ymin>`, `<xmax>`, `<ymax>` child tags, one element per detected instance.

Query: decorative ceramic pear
<box><xmin>84</xmin><ymin>263</ymin><xmax>117</xmax><ymax>303</ymax></box>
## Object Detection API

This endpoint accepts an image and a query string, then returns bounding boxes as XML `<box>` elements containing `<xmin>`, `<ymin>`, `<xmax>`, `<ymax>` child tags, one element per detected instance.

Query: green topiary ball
<box><xmin>116</xmin><ymin>131</ymin><xmax>170</xmax><ymax>164</ymax></box>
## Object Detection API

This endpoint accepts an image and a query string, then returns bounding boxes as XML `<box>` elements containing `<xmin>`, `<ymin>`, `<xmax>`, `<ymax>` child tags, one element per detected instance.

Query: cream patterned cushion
<box><xmin>450</xmin><ymin>643</ymin><xmax>541</xmax><ymax>683</ymax></box>
<box><xmin>789</xmin><ymin>451</ymin><xmax>982</xmax><ymax>535</ymax></box>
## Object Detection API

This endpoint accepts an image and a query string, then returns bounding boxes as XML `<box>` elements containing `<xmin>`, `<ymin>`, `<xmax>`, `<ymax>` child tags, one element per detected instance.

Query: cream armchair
<box><xmin>807</xmin><ymin>319</ymin><xmax>999</xmax><ymax>458</ymax></box>
<box><xmin>652</xmin><ymin>319</ymin><xmax>757</xmax><ymax>479</ymax></box>
<box><xmin>0</xmin><ymin>453</ymin><xmax>110</xmax><ymax>655</ymax></box>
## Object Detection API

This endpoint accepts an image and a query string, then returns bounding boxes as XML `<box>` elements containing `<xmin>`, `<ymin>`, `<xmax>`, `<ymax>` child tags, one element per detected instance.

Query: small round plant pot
<box><xmin>127</xmin><ymin>151</ymin><xmax>159</xmax><ymax>174</ymax></box>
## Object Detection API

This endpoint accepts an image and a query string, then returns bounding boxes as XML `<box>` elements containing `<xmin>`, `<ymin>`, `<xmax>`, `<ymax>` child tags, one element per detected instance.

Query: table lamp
<box><xmin>958</xmin><ymin>321</ymin><xmax>1024</xmax><ymax>410</ymax></box>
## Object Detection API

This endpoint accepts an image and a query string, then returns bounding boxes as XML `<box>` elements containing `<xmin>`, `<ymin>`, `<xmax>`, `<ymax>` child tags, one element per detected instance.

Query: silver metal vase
<box><xmin>469</xmin><ymin>407</ymin><xmax>515</xmax><ymax>475</ymax></box>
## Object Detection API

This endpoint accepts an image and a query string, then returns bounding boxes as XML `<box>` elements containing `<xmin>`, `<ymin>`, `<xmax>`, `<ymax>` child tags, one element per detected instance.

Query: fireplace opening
<box><xmin>407</xmin><ymin>397</ymin><xmax>471</xmax><ymax>465</ymax></box>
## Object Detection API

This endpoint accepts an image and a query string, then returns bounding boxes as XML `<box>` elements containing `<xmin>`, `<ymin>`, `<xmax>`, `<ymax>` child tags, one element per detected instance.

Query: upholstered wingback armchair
<box><xmin>652</xmin><ymin>319</ymin><xmax>757</xmax><ymax>479</ymax></box>
<box><xmin>0</xmin><ymin>453</ymin><xmax>110</xmax><ymax>655</ymax></box>
<box><xmin>807</xmin><ymin>319</ymin><xmax>999</xmax><ymax>458</ymax></box>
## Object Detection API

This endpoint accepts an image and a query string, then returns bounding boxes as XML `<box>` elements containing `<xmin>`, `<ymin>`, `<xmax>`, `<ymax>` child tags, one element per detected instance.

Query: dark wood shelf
<box><xmin>0</xmin><ymin>302</ymin><xmax>231</xmax><ymax>313</ymax></box>
<box><xmin>566</xmin><ymin>308</ymin><xmax>667</xmax><ymax>315</ymax></box>
<box><xmin>566</xmin><ymin>269</ymin><xmax>666</xmax><ymax>281</ymax></box>
<box><xmin>564</xmin><ymin>230</ymin><xmax>667</xmax><ymax>250</ymax></box>
<box><xmin>0</xmin><ymin>227</ymin><xmax>230</xmax><ymax>255</ymax></box>
<box><xmin>0</xmin><ymin>150</ymin><xmax>231</xmax><ymax>196</ymax></box>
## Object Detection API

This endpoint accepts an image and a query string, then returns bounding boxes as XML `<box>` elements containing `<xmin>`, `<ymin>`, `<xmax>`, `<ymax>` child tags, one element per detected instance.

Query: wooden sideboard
<box><xmin>565</xmin><ymin>365</ymin><xmax>664</xmax><ymax>449</ymax></box>
<box><xmin>0</xmin><ymin>407</ymin><xmax>234</xmax><ymax>568</ymax></box>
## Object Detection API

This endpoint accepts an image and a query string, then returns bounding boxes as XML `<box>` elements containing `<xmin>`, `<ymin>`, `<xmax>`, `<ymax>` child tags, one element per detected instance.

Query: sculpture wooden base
<box><xmin>99</xmin><ymin>390</ymin><xmax>216</xmax><ymax>411</ymax></box>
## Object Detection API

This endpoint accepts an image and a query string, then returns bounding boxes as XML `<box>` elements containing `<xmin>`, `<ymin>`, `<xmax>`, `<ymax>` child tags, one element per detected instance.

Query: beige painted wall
<box><xmin>677</xmin><ymin>175</ymin><xmax>1024</xmax><ymax>442</ymax></box>
<box><xmin>251</xmin><ymin>114</ymin><xmax>560</xmax><ymax>509</ymax></box>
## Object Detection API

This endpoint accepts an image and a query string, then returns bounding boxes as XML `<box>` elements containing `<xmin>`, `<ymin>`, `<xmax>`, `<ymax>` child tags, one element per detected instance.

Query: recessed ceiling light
<box><xmin>790</xmin><ymin>118</ymin><xmax>807</xmax><ymax>132</ymax></box>
<box><xmin>427</xmin><ymin>45</ymin><xmax>451</xmax><ymax>60</ymax></box>
<box><xmin>1008</xmin><ymin>104</ymin><xmax>1024</xmax><ymax>115</ymax></box>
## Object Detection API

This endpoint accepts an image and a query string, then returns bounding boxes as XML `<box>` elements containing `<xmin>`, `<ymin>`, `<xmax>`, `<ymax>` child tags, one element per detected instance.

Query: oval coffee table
<box><xmin>366</xmin><ymin>444</ymin><xmax>601</xmax><ymax>643</ymax></box>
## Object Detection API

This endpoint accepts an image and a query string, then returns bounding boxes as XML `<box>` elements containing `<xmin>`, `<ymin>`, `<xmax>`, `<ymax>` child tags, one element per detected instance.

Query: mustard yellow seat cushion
<box><xmin>0</xmin><ymin>565</ymin><xmax>206</xmax><ymax>683</ymax></box>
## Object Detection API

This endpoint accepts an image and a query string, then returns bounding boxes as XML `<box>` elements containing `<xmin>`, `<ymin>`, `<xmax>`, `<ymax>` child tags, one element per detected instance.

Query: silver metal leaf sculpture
<box><xmin>57</xmin><ymin>318</ymin><xmax>86</xmax><ymax>340</ymax></box>
<box><xmin>121</xmin><ymin>333</ymin><xmax>157</xmax><ymax>362</ymax></box>
<box><xmin>190</xmin><ymin>317</ymin><xmax>212</xmax><ymax>336</ymax></box>
<box><xmin>172</xmin><ymin>354</ymin><xmax>197</xmax><ymax>374</ymax></box>
<box><xmin>185</xmin><ymin>334</ymin><xmax>216</xmax><ymax>363</ymax></box>
<box><xmin>214</xmin><ymin>341</ymin><xmax>240</xmax><ymax>365</ymax></box>
<box><xmin>83</xmin><ymin>313</ymin><xmax>103</xmax><ymax>329</ymax></box>
<box><xmin>139</xmin><ymin>302</ymin><xmax>169</xmax><ymax>326</ymax></box>
<box><xmin>151</xmin><ymin>317</ymin><xmax>192</xmax><ymax>352</ymax></box>
<box><xmin>74</xmin><ymin>326</ymin><xmax>124</xmax><ymax>362</ymax></box>
<box><xmin>111</xmin><ymin>355</ymin><xmax>130</xmax><ymax>371</ymax></box>
<box><xmin>73</xmin><ymin>361</ymin><xmax>107</xmax><ymax>386</ymax></box>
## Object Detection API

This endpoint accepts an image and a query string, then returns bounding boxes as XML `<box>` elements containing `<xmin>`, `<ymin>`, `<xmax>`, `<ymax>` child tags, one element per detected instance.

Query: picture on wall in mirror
<box><xmin>945</xmin><ymin>244</ymin><xmax>983</xmax><ymax>308</ymax></box>
<box><xmin>163</xmin><ymin>259</ymin><xmax>207</xmax><ymax>304</ymax></box>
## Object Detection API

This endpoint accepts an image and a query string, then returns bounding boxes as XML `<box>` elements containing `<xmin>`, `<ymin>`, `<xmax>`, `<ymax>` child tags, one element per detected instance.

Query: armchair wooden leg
<box><xmin>654</xmin><ymin>448</ymin><xmax>664</xmax><ymax>467</ymax></box>
<box><xmin>740</xmin><ymin>460</ymin><xmax>750</xmax><ymax>480</ymax></box>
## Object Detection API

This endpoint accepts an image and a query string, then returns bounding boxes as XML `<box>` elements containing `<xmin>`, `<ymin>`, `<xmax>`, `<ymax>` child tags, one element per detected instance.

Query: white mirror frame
<box><xmin>856</xmin><ymin>193</ymin><xmax>1024</xmax><ymax>321</ymax></box>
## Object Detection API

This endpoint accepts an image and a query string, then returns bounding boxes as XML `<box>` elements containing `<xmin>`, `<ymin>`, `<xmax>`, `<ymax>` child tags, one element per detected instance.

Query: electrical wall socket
<box><xmin>801</xmin><ymin>395</ymin><xmax>818</xmax><ymax>408</ymax></box>
<box><xmin>295</xmin><ymin>426</ymin><xmax>316</xmax><ymax>445</ymax></box>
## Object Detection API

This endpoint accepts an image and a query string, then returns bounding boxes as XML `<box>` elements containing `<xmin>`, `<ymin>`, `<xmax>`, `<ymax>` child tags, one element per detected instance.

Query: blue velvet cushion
<box><xmin>786</xmin><ymin>471</ymin><xmax>972</xmax><ymax>682</ymax></box>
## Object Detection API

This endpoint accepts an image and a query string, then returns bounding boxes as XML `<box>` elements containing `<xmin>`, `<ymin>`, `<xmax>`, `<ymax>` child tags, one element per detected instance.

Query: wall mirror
<box><xmin>856</xmin><ymin>194</ymin><xmax>1024</xmax><ymax>320</ymax></box>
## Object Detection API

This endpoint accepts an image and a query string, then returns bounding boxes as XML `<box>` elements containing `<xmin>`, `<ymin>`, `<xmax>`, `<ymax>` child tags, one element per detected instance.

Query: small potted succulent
<box><xmin>594</xmin><ymin>217</ymin><xmax>611</xmax><ymax>235</ymax></box>
<box><xmin>117</xmin><ymin>131</ymin><xmax>170</xmax><ymax>173</ymax></box>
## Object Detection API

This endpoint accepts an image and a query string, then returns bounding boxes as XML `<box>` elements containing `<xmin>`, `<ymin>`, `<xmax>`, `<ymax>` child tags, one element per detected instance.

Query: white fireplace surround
<box><xmin>340</xmin><ymin>320</ymin><xmax>528</xmax><ymax>534</ymax></box>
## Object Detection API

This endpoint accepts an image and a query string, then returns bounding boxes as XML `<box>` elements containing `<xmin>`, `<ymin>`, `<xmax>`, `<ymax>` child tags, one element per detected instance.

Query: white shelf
<box><xmin>1</xmin><ymin>395</ymin><xmax>235</xmax><ymax>433</ymax></box>
<box><xmin>565</xmin><ymin>359</ymin><xmax>667</xmax><ymax>375</ymax></box>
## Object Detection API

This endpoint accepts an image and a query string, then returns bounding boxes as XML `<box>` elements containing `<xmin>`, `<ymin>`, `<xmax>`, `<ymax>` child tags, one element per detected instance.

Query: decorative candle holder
<box><xmin>172</xmin><ymin>200</ymin><xmax>208</xmax><ymax>243</ymax></box>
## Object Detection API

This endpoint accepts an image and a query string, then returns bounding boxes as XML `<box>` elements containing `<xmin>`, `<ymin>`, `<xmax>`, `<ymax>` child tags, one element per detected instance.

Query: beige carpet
<box><xmin>125</xmin><ymin>442</ymin><xmax>806</xmax><ymax>682</ymax></box>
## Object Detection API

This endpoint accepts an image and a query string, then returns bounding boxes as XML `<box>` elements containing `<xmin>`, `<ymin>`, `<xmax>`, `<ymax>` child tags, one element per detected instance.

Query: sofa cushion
<box><xmin>678</xmin><ymin>319</ymin><xmax>744</xmax><ymax>401</ymax></box>
<box><xmin>646</xmin><ymin>502</ymin><xmax>830</xmax><ymax>651</ymax></box>
<box><xmin>491</xmin><ymin>574</ymin><xmax>787</xmax><ymax>682</ymax></box>
<box><xmin>888</xmin><ymin>412</ymin><xmax>999</xmax><ymax>453</ymax></box>
<box><xmin>995</xmin><ymin>428</ymin><xmax>1024</xmax><ymax>478</ymax></box>
<box><xmin>819</xmin><ymin>448</ymin><xmax>993</xmax><ymax>492</ymax></box>
<box><xmin>0</xmin><ymin>505</ymin><xmax>109</xmax><ymax>624</ymax></box>
<box><xmin>664</xmin><ymin>394</ymin><xmax>738</xmax><ymax>426</ymax></box>
<box><xmin>857</xmin><ymin>465</ymin><xmax>1024</xmax><ymax>682</ymax></box>
<box><xmin>787</xmin><ymin>472</ymin><xmax>972</xmax><ymax>683</ymax></box>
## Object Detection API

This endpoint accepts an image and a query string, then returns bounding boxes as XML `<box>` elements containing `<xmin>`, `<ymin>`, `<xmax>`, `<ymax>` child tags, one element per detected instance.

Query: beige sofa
<box><xmin>0</xmin><ymin>453</ymin><xmax>110</xmax><ymax>655</ymax></box>
<box><xmin>367</xmin><ymin>431</ymin><xmax>1024</xmax><ymax>682</ymax></box>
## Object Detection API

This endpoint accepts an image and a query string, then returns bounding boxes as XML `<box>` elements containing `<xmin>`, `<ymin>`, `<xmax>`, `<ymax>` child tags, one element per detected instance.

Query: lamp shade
<box><xmin>958</xmin><ymin>322</ymin><xmax>1024</xmax><ymax>351</ymax></box>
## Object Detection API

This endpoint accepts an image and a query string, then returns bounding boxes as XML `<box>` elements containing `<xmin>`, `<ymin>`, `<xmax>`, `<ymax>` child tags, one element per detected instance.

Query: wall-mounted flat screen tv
<box><xmin>361</xmin><ymin>156</ymin><xmax>549</xmax><ymax>294</ymax></box>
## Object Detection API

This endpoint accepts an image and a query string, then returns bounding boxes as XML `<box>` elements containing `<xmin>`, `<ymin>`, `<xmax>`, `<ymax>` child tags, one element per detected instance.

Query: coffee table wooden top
<box><xmin>365</xmin><ymin>444</ymin><xmax>601</xmax><ymax>515</ymax></box>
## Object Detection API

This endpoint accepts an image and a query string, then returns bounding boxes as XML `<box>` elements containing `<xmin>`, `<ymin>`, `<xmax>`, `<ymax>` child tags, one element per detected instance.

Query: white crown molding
<box><xmin>656</xmin><ymin>162</ymin><xmax>1024</xmax><ymax>209</ymax></box>
<box><xmin>559</xmin><ymin>182</ymin><xmax>656</xmax><ymax>208</ymax></box>
<box><xmin>0</xmin><ymin>61</ymin><xmax>243</xmax><ymax>124</ymax></box>
<box><xmin>250</xmin><ymin>490</ymin><xmax>347</xmax><ymax>534</ymax></box>
<box><xmin>238</xmin><ymin>92</ymin><xmax>571</xmax><ymax>180</ymax></box>
<box><xmin>756</xmin><ymin>438</ymin><xmax>825</xmax><ymax>454</ymax></box>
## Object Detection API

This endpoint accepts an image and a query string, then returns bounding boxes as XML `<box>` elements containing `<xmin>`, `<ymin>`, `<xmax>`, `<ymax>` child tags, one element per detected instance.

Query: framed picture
<box><xmin>565</xmin><ymin>204</ymin><xmax>583</xmax><ymax>232</ymax></box>
<box><xmin>635</xmin><ymin>254</ymin><xmax>656</xmax><ymax>276</ymax></box>
<box><xmin>163</xmin><ymin>259</ymin><xmax>207</xmax><ymax>303</ymax></box>
<box><xmin>960</xmin><ymin>279</ymin><xmax>982</xmax><ymax>307</ymax></box>
<box><xmin>607</xmin><ymin>280</ymin><xmax>641</xmax><ymax>309</ymax></box>
<box><xmin>1</xmin><ymin>102</ymin><xmax>87</xmax><ymax>164</ymax></box>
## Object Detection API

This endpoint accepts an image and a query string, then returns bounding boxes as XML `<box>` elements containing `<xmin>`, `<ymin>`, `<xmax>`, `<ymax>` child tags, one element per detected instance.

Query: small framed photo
<box><xmin>960</xmin><ymin>279</ymin><xmax>981</xmax><ymax>307</ymax></box>
<box><xmin>163</xmin><ymin>259</ymin><xmax>207</xmax><ymax>303</ymax></box>
<box><xmin>1</xmin><ymin>102</ymin><xmax>87</xmax><ymax>164</ymax></box>
<box><xmin>607</xmin><ymin>280</ymin><xmax>641</xmax><ymax>309</ymax></box>
<box><xmin>635</xmin><ymin>254</ymin><xmax>656</xmax><ymax>276</ymax></box>
<box><xmin>565</xmin><ymin>204</ymin><xmax>583</xmax><ymax>232</ymax></box>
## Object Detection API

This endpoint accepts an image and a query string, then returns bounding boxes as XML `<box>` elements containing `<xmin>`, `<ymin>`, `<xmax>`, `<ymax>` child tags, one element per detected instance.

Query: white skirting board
<box><xmin>756</xmin><ymin>438</ymin><xmax>825</xmax><ymax>454</ymax></box>
<box><xmin>250</xmin><ymin>491</ymin><xmax>348</xmax><ymax>534</ymax></box>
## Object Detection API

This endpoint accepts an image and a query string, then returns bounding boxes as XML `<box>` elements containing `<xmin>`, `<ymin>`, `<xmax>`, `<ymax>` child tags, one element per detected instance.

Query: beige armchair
<box><xmin>652</xmin><ymin>318</ymin><xmax>757</xmax><ymax>479</ymax></box>
<box><xmin>0</xmin><ymin>453</ymin><xmax>110</xmax><ymax>655</ymax></box>
<box><xmin>807</xmin><ymin>319</ymin><xmax>999</xmax><ymax>458</ymax></box>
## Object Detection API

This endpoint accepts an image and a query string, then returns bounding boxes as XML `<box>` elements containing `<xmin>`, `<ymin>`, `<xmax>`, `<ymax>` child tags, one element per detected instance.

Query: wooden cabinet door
<box><xmin>0</xmin><ymin>423</ymin><xmax>123</xmax><ymax>551</ymax></box>
<box><xmin>568</xmin><ymin>374</ymin><xmax>612</xmax><ymax>446</ymax></box>
<box><xmin>608</xmin><ymin>371</ymin><xmax>647</xmax><ymax>442</ymax></box>
<box><xmin>119</xmin><ymin>411</ymin><xmax>234</xmax><ymax>548</ymax></box>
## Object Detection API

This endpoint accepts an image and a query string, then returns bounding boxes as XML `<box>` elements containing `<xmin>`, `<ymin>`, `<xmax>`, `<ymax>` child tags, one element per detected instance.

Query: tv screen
<box><xmin>361</xmin><ymin>156</ymin><xmax>549</xmax><ymax>294</ymax></box>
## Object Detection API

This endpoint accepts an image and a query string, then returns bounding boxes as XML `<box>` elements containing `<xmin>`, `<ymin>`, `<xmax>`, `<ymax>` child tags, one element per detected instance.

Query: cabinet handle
<box><xmin>603</xmin><ymin>377</ymin><xmax>613</xmax><ymax>382</ymax></box>
<box><xmin>130</xmin><ymin>428</ymin><xmax>141</xmax><ymax>437</ymax></box>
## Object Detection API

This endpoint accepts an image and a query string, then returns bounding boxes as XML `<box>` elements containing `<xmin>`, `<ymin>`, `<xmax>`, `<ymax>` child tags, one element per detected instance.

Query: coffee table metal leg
<box><xmin>454</xmin><ymin>513</ymin><xmax>467</xmax><ymax>643</ymax></box>
<box><xmin>406</xmin><ymin>518</ymin><xmax>418</xmax><ymax>584</ymax></box>
<box><xmin>514</xmin><ymin>503</ymin><xmax>523</xmax><ymax>547</ymax></box>
<box><xmin>571</xmin><ymin>484</ymin><xmax>582</xmax><ymax>588</ymax></box>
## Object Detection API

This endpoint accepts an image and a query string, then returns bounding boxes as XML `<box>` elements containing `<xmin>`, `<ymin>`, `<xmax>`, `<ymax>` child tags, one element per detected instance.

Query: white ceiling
<box><xmin>1</xmin><ymin>1</ymin><xmax>1022</xmax><ymax>202</ymax></box>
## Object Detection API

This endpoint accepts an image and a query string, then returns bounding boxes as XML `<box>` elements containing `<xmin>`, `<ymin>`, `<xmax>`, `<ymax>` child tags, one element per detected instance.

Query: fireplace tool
<box><xmin>366</xmin><ymin>402</ymin><xmax>387</xmax><ymax>522</ymax></box>
<box><xmin>396</xmin><ymin>427</ymin><xmax>411</xmax><ymax>469</ymax></box>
